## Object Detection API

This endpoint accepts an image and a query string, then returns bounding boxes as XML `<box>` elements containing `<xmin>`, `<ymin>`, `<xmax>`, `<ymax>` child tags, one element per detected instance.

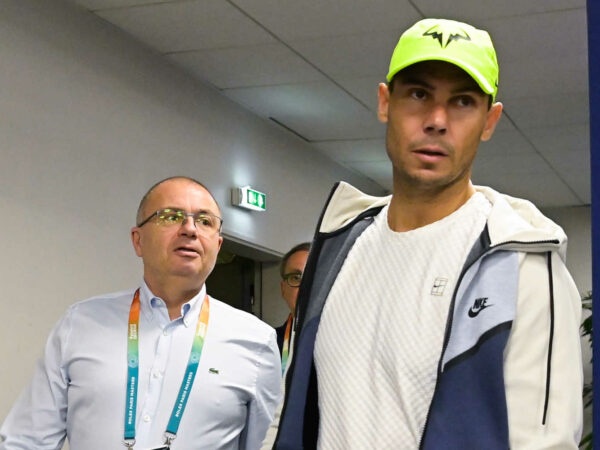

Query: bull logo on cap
<box><xmin>423</xmin><ymin>25</ymin><xmax>471</xmax><ymax>48</ymax></box>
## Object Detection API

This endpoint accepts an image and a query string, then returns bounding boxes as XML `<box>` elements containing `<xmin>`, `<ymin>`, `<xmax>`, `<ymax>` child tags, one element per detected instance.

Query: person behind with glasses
<box><xmin>0</xmin><ymin>176</ymin><xmax>281</xmax><ymax>450</ymax></box>
<box><xmin>260</xmin><ymin>242</ymin><xmax>310</xmax><ymax>450</ymax></box>
<box><xmin>275</xmin><ymin>242</ymin><xmax>310</xmax><ymax>359</ymax></box>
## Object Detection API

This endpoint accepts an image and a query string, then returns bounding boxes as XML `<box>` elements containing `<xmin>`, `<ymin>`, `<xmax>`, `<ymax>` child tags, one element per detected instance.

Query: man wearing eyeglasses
<box><xmin>260</xmin><ymin>243</ymin><xmax>310</xmax><ymax>450</ymax></box>
<box><xmin>0</xmin><ymin>176</ymin><xmax>281</xmax><ymax>450</ymax></box>
<box><xmin>275</xmin><ymin>242</ymin><xmax>310</xmax><ymax>357</ymax></box>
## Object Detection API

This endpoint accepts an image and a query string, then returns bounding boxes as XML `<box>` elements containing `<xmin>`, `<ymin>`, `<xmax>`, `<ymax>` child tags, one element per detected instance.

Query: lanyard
<box><xmin>124</xmin><ymin>289</ymin><xmax>210</xmax><ymax>448</ymax></box>
<box><xmin>281</xmin><ymin>314</ymin><xmax>293</xmax><ymax>375</ymax></box>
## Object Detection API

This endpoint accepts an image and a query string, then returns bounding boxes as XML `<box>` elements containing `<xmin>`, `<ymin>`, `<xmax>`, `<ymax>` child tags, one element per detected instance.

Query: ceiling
<box><xmin>67</xmin><ymin>0</ymin><xmax>589</xmax><ymax>208</ymax></box>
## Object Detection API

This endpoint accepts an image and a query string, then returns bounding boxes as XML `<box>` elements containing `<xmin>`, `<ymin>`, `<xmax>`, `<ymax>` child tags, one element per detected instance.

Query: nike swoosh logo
<box><xmin>468</xmin><ymin>303</ymin><xmax>491</xmax><ymax>317</ymax></box>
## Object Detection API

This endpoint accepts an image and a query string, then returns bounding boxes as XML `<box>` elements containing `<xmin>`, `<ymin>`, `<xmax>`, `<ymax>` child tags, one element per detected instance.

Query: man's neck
<box><xmin>145</xmin><ymin>278</ymin><xmax>203</xmax><ymax>320</ymax></box>
<box><xmin>387</xmin><ymin>182</ymin><xmax>475</xmax><ymax>232</ymax></box>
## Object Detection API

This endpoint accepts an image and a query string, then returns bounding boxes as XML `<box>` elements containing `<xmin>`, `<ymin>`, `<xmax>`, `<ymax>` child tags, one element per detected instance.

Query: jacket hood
<box><xmin>319</xmin><ymin>181</ymin><xmax>568</xmax><ymax>262</ymax></box>
<box><xmin>476</xmin><ymin>185</ymin><xmax>569</xmax><ymax>261</ymax></box>
<box><xmin>319</xmin><ymin>181</ymin><xmax>390</xmax><ymax>233</ymax></box>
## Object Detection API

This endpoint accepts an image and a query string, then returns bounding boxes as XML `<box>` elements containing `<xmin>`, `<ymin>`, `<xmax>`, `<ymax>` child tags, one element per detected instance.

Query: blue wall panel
<box><xmin>588</xmin><ymin>1</ymin><xmax>599</xmax><ymax>447</ymax></box>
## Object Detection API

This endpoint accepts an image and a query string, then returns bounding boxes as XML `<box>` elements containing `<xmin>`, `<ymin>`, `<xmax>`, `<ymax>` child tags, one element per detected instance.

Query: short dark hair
<box><xmin>136</xmin><ymin>176</ymin><xmax>219</xmax><ymax>225</ymax></box>
<box><xmin>279</xmin><ymin>242</ymin><xmax>311</xmax><ymax>278</ymax></box>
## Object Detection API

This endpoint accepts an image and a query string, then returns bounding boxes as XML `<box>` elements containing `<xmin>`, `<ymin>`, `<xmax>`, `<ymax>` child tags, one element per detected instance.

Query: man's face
<box><xmin>377</xmin><ymin>61</ymin><xmax>503</xmax><ymax>195</ymax></box>
<box><xmin>280</xmin><ymin>250</ymin><xmax>309</xmax><ymax>315</ymax></box>
<box><xmin>131</xmin><ymin>178</ymin><xmax>223</xmax><ymax>292</ymax></box>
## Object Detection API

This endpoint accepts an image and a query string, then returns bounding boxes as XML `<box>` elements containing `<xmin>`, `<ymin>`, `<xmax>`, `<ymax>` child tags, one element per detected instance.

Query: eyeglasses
<box><xmin>137</xmin><ymin>208</ymin><xmax>223</xmax><ymax>237</ymax></box>
<box><xmin>282</xmin><ymin>272</ymin><xmax>303</xmax><ymax>287</ymax></box>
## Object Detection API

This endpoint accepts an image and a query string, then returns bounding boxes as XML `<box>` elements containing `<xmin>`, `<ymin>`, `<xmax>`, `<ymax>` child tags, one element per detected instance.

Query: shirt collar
<box><xmin>139</xmin><ymin>280</ymin><xmax>206</xmax><ymax>327</ymax></box>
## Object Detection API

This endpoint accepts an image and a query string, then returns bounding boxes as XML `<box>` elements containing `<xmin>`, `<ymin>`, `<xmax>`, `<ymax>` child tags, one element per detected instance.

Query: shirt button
<box><xmin>152</xmin><ymin>370</ymin><xmax>162</xmax><ymax>379</ymax></box>
<box><xmin>143</xmin><ymin>415</ymin><xmax>151</xmax><ymax>422</ymax></box>
<box><xmin>163</xmin><ymin>329</ymin><xmax>168</xmax><ymax>336</ymax></box>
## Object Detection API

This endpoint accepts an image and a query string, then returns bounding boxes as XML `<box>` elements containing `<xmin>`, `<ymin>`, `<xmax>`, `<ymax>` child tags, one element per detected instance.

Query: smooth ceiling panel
<box><xmin>486</xmin><ymin>111</ymin><xmax>518</xmax><ymax>133</ymax></box>
<box><xmin>168</xmin><ymin>43</ymin><xmax>328</xmax><ymax>89</ymax></box>
<box><xmin>335</xmin><ymin>75</ymin><xmax>387</xmax><ymax>113</ymax></box>
<box><xmin>474</xmin><ymin>145</ymin><xmax>556</xmax><ymax>176</ymax></box>
<box><xmin>495</xmin><ymin>175</ymin><xmax>581</xmax><ymax>206</ymax></box>
<box><xmin>473</xmin><ymin>151</ymin><xmax>583</xmax><ymax>206</ymax></box>
<box><xmin>314</xmin><ymin>138</ymin><xmax>387</xmax><ymax>163</ymax></box>
<box><xmin>477</xmin><ymin>125</ymin><xmax>530</xmax><ymax>158</ymax></box>
<box><xmin>506</xmin><ymin>92</ymin><xmax>588</xmax><ymax>129</ymax></box>
<box><xmin>527</xmin><ymin>125</ymin><xmax>590</xmax><ymax>173</ymax></box>
<box><xmin>558</xmin><ymin>170</ymin><xmax>591</xmax><ymax>204</ymax></box>
<box><xmin>289</xmin><ymin>31</ymin><xmax>398</xmax><ymax>79</ymax></box>
<box><xmin>96</xmin><ymin>0</ymin><xmax>275</xmax><ymax>53</ymax></box>
<box><xmin>545</xmin><ymin>147</ymin><xmax>590</xmax><ymax>174</ymax></box>
<box><xmin>528</xmin><ymin>124</ymin><xmax>589</xmax><ymax>152</ymax></box>
<box><xmin>486</xmin><ymin>8</ymin><xmax>587</xmax><ymax>63</ymax></box>
<box><xmin>479</xmin><ymin>123</ymin><xmax>588</xmax><ymax>206</ymax></box>
<box><xmin>499</xmin><ymin>52</ymin><xmax>588</xmax><ymax>101</ymax></box>
<box><xmin>223</xmin><ymin>82</ymin><xmax>382</xmax><ymax>141</ymax></box>
<box><xmin>231</xmin><ymin>0</ymin><xmax>420</xmax><ymax>40</ymax></box>
<box><xmin>414</xmin><ymin>0</ymin><xmax>585</xmax><ymax>22</ymax></box>
<box><xmin>70</xmin><ymin>0</ymin><xmax>165</xmax><ymax>9</ymax></box>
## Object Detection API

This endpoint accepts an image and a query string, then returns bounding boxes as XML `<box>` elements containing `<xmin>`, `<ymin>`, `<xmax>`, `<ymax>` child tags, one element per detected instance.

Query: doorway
<box><xmin>206</xmin><ymin>249</ymin><xmax>255</xmax><ymax>312</ymax></box>
<box><xmin>205</xmin><ymin>236</ymin><xmax>281</xmax><ymax>317</ymax></box>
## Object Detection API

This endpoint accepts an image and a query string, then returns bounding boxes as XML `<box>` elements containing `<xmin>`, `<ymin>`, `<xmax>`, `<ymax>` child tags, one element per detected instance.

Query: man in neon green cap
<box><xmin>271</xmin><ymin>17</ymin><xmax>583</xmax><ymax>449</ymax></box>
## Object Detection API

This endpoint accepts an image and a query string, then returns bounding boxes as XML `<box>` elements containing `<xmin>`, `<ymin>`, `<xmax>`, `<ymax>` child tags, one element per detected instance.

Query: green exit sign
<box><xmin>232</xmin><ymin>186</ymin><xmax>267</xmax><ymax>211</ymax></box>
<box><xmin>245</xmin><ymin>187</ymin><xmax>266</xmax><ymax>210</ymax></box>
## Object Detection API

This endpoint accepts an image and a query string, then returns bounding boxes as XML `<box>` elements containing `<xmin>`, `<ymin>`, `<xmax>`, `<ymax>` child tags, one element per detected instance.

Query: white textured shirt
<box><xmin>314</xmin><ymin>193</ymin><xmax>491</xmax><ymax>449</ymax></box>
<box><xmin>0</xmin><ymin>282</ymin><xmax>281</xmax><ymax>450</ymax></box>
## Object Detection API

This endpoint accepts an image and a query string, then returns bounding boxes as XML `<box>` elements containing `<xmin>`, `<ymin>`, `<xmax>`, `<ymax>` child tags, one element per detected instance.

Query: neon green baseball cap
<box><xmin>387</xmin><ymin>18</ymin><xmax>499</xmax><ymax>101</ymax></box>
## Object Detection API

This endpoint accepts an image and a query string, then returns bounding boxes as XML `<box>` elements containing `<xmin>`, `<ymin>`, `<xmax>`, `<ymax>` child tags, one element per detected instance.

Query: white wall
<box><xmin>0</xmin><ymin>0</ymin><xmax>382</xmax><ymax>419</ymax></box>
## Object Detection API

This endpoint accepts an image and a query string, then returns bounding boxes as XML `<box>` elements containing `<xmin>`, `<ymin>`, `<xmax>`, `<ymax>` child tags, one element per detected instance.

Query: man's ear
<box><xmin>481</xmin><ymin>101</ymin><xmax>503</xmax><ymax>142</ymax></box>
<box><xmin>131</xmin><ymin>227</ymin><xmax>143</xmax><ymax>257</ymax></box>
<box><xmin>377</xmin><ymin>82</ymin><xmax>390</xmax><ymax>124</ymax></box>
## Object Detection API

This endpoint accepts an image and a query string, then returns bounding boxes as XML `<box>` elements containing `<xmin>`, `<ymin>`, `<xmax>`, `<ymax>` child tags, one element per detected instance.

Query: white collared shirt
<box><xmin>0</xmin><ymin>282</ymin><xmax>281</xmax><ymax>450</ymax></box>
